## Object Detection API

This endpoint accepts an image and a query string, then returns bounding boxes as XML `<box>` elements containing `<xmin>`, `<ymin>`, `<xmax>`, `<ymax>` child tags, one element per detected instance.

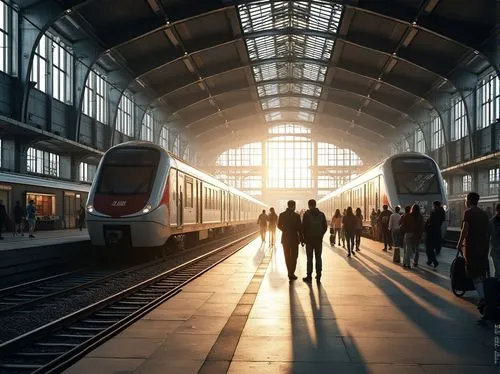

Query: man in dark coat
<box><xmin>278</xmin><ymin>200</ymin><xmax>304</xmax><ymax>281</ymax></box>
<box><xmin>301</xmin><ymin>199</ymin><xmax>328</xmax><ymax>283</ymax></box>
<box><xmin>425</xmin><ymin>201</ymin><xmax>445</xmax><ymax>268</ymax></box>
<box><xmin>457</xmin><ymin>192</ymin><xmax>491</xmax><ymax>308</ymax></box>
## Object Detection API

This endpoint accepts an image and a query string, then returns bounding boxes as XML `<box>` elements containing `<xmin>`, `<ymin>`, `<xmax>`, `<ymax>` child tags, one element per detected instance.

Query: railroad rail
<box><xmin>0</xmin><ymin>231</ymin><xmax>257</xmax><ymax>373</ymax></box>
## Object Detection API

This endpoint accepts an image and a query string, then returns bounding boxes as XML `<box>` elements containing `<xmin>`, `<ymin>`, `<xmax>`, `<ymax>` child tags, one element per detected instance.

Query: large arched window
<box><xmin>215</xmin><ymin>127</ymin><xmax>363</xmax><ymax>196</ymax></box>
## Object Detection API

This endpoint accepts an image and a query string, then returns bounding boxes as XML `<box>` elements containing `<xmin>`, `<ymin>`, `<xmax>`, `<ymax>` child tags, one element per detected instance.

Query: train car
<box><xmin>317</xmin><ymin>152</ymin><xmax>448</xmax><ymax>233</ymax></box>
<box><xmin>86</xmin><ymin>141</ymin><xmax>266</xmax><ymax>248</ymax></box>
<box><xmin>0</xmin><ymin>172</ymin><xmax>90</xmax><ymax>230</ymax></box>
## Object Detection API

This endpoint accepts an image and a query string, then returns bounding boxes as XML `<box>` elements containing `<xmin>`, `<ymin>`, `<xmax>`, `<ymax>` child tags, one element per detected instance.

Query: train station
<box><xmin>0</xmin><ymin>0</ymin><xmax>498</xmax><ymax>373</ymax></box>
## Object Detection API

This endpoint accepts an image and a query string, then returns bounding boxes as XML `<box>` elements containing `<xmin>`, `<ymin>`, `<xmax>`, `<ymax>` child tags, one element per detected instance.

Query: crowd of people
<box><xmin>0</xmin><ymin>199</ymin><xmax>37</xmax><ymax>239</ymax></box>
<box><xmin>257</xmin><ymin>194</ymin><xmax>500</xmax><ymax>317</ymax></box>
<box><xmin>0</xmin><ymin>200</ymin><xmax>87</xmax><ymax>240</ymax></box>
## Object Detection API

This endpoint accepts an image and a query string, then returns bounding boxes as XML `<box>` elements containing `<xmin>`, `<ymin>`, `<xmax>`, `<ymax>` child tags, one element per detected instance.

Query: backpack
<box><xmin>309</xmin><ymin>213</ymin><xmax>324</xmax><ymax>239</ymax></box>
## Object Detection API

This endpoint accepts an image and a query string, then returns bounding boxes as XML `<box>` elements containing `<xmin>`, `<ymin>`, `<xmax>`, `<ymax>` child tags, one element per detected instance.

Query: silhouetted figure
<box><xmin>379</xmin><ymin>205</ymin><xmax>392</xmax><ymax>251</ymax></box>
<box><xmin>257</xmin><ymin>210</ymin><xmax>268</xmax><ymax>242</ymax></box>
<box><xmin>457</xmin><ymin>192</ymin><xmax>491</xmax><ymax>308</ymax></box>
<box><xmin>26</xmin><ymin>199</ymin><xmax>36</xmax><ymax>238</ymax></box>
<box><xmin>425</xmin><ymin>201</ymin><xmax>445</xmax><ymax>268</ymax></box>
<box><xmin>401</xmin><ymin>204</ymin><xmax>424</xmax><ymax>269</ymax></box>
<box><xmin>342</xmin><ymin>207</ymin><xmax>357</xmax><ymax>257</ymax></box>
<box><xmin>354</xmin><ymin>207</ymin><xmax>363</xmax><ymax>251</ymax></box>
<box><xmin>330</xmin><ymin>209</ymin><xmax>342</xmax><ymax>246</ymax></box>
<box><xmin>78</xmin><ymin>206</ymin><xmax>86</xmax><ymax>231</ymax></box>
<box><xmin>389</xmin><ymin>206</ymin><xmax>402</xmax><ymax>254</ymax></box>
<box><xmin>302</xmin><ymin>199</ymin><xmax>327</xmax><ymax>283</ymax></box>
<box><xmin>278</xmin><ymin>200</ymin><xmax>303</xmax><ymax>281</ymax></box>
<box><xmin>268</xmin><ymin>207</ymin><xmax>278</xmax><ymax>246</ymax></box>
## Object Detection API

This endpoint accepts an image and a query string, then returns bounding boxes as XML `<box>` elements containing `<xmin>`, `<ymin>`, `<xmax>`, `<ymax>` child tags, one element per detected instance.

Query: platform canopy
<box><xmin>31</xmin><ymin>0</ymin><xmax>498</xmax><ymax>157</ymax></box>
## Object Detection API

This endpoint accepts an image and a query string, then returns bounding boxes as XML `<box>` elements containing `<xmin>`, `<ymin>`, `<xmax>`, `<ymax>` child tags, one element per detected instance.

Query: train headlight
<box><xmin>142</xmin><ymin>203</ymin><xmax>152</xmax><ymax>214</ymax></box>
<box><xmin>86</xmin><ymin>205</ymin><xmax>94</xmax><ymax>213</ymax></box>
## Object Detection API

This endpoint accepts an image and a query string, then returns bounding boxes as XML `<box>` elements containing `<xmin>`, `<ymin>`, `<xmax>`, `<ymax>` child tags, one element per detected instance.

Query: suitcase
<box><xmin>392</xmin><ymin>247</ymin><xmax>400</xmax><ymax>263</ymax></box>
<box><xmin>450</xmin><ymin>249</ymin><xmax>475</xmax><ymax>297</ymax></box>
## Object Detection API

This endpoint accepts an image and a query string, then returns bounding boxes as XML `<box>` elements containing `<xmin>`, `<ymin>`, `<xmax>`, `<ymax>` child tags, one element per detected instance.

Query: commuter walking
<box><xmin>389</xmin><ymin>206</ymin><xmax>402</xmax><ymax>261</ymax></box>
<box><xmin>257</xmin><ymin>209</ymin><xmax>268</xmax><ymax>242</ymax></box>
<box><xmin>13</xmin><ymin>201</ymin><xmax>25</xmax><ymax>236</ymax></box>
<box><xmin>370</xmin><ymin>208</ymin><xmax>377</xmax><ymax>239</ymax></box>
<box><xmin>491</xmin><ymin>203</ymin><xmax>500</xmax><ymax>278</ymax></box>
<box><xmin>340</xmin><ymin>209</ymin><xmax>347</xmax><ymax>248</ymax></box>
<box><xmin>401</xmin><ymin>204</ymin><xmax>425</xmax><ymax>269</ymax></box>
<box><xmin>342</xmin><ymin>207</ymin><xmax>357</xmax><ymax>257</ymax></box>
<box><xmin>354</xmin><ymin>208</ymin><xmax>363</xmax><ymax>251</ymax></box>
<box><xmin>278</xmin><ymin>200</ymin><xmax>304</xmax><ymax>281</ymax></box>
<box><xmin>457</xmin><ymin>192</ymin><xmax>491</xmax><ymax>307</ymax></box>
<box><xmin>302</xmin><ymin>199</ymin><xmax>328</xmax><ymax>283</ymax></box>
<box><xmin>425</xmin><ymin>201</ymin><xmax>445</xmax><ymax>268</ymax></box>
<box><xmin>0</xmin><ymin>200</ymin><xmax>6</xmax><ymax>240</ymax></box>
<box><xmin>268</xmin><ymin>207</ymin><xmax>278</xmax><ymax>246</ymax></box>
<box><xmin>379</xmin><ymin>205</ymin><xmax>392</xmax><ymax>251</ymax></box>
<box><xmin>78</xmin><ymin>206</ymin><xmax>86</xmax><ymax>231</ymax></box>
<box><xmin>330</xmin><ymin>209</ymin><xmax>342</xmax><ymax>246</ymax></box>
<box><xmin>26</xmin><ymin>199</ymin><xmax>36</xmax><ymax>238</ymax></box>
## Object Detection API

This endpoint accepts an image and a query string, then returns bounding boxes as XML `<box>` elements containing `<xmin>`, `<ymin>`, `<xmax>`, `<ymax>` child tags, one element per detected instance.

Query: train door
<box><xmin>169</xmin><ymin>169</ymin><xmax>177</xmax><ymax>227</ymax></box>
<box><xmin>196</xmin><ymin>180</ymin><xmax>202</xmax><ymax>224</ymax></box>
<box><xmin>177</xmin><ymin>172</ymin><xmax>184</xmax><ymax>227</ymax></box>
<box><xmin>63</xmin><ymin>192</ymin><xmax>81</xmax><ymax>229</ymax></box>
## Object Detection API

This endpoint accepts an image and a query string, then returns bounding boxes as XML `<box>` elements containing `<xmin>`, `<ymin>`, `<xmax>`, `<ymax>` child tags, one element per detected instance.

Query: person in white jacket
<box><xmin>388</xmin><ymin>206</ymin><xmax>402</xmax><ymax>254</ymax></box>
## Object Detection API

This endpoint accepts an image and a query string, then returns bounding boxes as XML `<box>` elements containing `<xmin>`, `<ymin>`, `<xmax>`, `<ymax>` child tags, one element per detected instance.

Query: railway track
<box><xmin>0</xmin><ymin>231</ymin><xmax>257</xmax><ymax>373</ymax></box>
<box><xmin>0</xmin><ymin>263</ymin><xmax>159</xmax><ymax>316</ymax></box>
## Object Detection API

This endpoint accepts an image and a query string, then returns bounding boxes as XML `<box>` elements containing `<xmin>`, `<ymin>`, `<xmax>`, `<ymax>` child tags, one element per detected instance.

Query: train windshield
<box><xmin>96</xmin><ymin>148</ymin><xmax>160</xmax><ymax>195</ymax></box>
<box><xmin>392</xmin><ymin>157</ymin><xmax>440</xmax><ymax>195</ymax></box>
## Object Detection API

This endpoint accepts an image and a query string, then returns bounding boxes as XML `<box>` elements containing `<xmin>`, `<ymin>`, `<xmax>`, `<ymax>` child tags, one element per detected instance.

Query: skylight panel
<box><xmin>265</xmin><ymin>111</ymin><xmax>282</xmax><ymax>122</ymax></box>
<box><xmin>261</xmin><ymin>97</ymin><xmax>280</xmax><ymax>110</ymax></box>
<box><xmin>257</xmin><ymin>83</ymin><xmax>279</xmax><ymax>97</ymax></box>
<box><xmin>238</xmin><ymin>1</ymin><xmax>344</xmax><ymax>121</ymax></box>
<box><xmin>299</xmin><ymin>98</ymin><xmax>319</xmax><ymax>110</ymax></box>
<box><xmin>253</xmin><ymin>63</ymin><xmax>278</xmax><ymax>82</ymax></box>
<box><xmin>298</xmin><ymin>111</ymin><xmax>315</xmax><ymax>122</ymax></box>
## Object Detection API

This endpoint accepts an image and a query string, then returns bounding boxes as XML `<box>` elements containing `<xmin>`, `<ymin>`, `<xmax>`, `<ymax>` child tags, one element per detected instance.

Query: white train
<box><xmin>318</xmin><ymin>152</ymin><xmax>448</xmax><ymax>229</ymax></box>
<box><xmin>86</xmin><ymin>141</ymin><xmax>266</xmax><ymax>247</ymax></box>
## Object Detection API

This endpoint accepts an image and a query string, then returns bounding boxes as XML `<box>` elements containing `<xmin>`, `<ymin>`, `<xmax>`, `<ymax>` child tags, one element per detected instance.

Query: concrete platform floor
<box><xmin>64</xmin><ymin>234</ymin><xmax>497</xmax><ymax>374</ymax></box>
<box><xmin>0</xmin><ymin>228</ymin><xmax>89</xmax><ymax>251</ymax></box>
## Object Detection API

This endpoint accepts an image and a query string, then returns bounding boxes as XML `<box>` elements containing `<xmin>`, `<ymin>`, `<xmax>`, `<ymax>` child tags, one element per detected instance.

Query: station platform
<box><xmin>0</xmin><ymin>229</ymin><xmax>89</xmax><ymax>252</ymax></box>
<box><xmin>65</xmin><ymin>235</ymin><xmax>496</xmax><ymax>374</ymax></box>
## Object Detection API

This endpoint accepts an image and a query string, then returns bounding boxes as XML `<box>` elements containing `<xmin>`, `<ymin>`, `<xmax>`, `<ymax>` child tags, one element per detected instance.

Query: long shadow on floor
<box><xmin>328</xmin><ymin>243</ymin><xmax>493</xmax><ymax>360</ymax></box>
<box><xmin>288</xmin><ymin>280</ymin><xmax>369</xmax><ymax>374</ymax></box>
